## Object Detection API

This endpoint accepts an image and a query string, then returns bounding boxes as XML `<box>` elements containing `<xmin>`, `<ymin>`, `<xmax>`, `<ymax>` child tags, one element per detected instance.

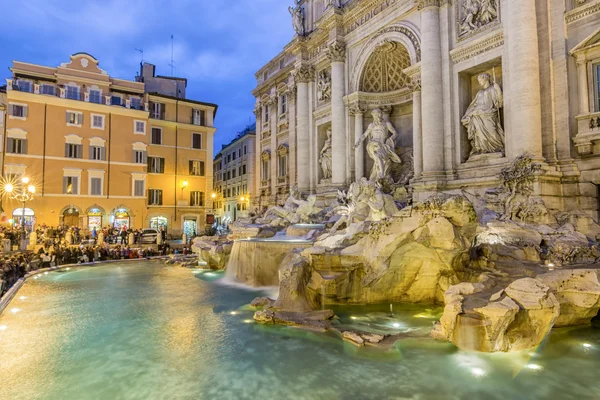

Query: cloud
<box><xmin>0</xmin><ymin>0</ymin><xmax>295</xmax><ymax>152</ymax></box>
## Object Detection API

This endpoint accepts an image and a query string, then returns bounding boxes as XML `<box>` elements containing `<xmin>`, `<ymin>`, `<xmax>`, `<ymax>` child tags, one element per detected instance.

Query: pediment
<box><xmin>59</xmin><ymin>53</ymin><xmax>108</xmax><ymax>75</ymax></box>
<box><xmin>570</xmin><ymin>27</ymin><xmax>600</xmax><ymax>56</ymax></box>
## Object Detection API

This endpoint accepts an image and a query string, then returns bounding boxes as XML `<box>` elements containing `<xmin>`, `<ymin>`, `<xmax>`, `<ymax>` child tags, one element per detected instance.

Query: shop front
<box><xmin>111</xmin><ymin>207</ymin><xmax>131</xmax><ymax>230</ymax></box>
<box><xmin>86</xmin><ymin>206</ymin><xmax>105</xmax><ymax>231</ymax></box>
<box><xmin>11</xmin><ymin>208</ymin><xmax>35</xmax><ymax>232</ymax></box>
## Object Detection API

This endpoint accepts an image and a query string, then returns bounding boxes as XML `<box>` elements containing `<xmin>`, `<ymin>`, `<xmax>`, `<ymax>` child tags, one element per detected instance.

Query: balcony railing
<box><xmin>6</xmin><ymin>79</ymin><xmax>149</xmax><ymax>112</ymax></box>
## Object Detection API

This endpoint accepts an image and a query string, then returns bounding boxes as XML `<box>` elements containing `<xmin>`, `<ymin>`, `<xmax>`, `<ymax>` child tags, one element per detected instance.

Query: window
<box><xmin>264</xmin><ymin>105</ymin><xmax>269</xmax><ymax>123</ymax></box>
<box><xmin>41</xmin><ymin>84</ymin><xmax>55</xmax><ymax>95</ymax></box>
<box><xmin>232</xmin><ymin>169</ymin><xmax>237</xmax><ymax>179</ymax></box>
<box><xmin>134</xmin><ymin>180</ymin><xmax>145</xmax><ymax>197</ymax></box>
<box><xmin>90</xmin><ymin>146</ymin><xmax>105</xmax><ymax>161</ymax></box>
<box><xmin>239</xmin><ymin>166</ymin><xmax>242</xmax><ymax>176</ymax></box>
<box><xmin>90</xmin><ymin>177</ymin><xmax>102</xmax><ymax>196</ymax></box>
<box><xmin>147</xmin><ymin>157</ymin><xmax>165</xmax><ymax>173</ymax></box>
<box><xmin>151</xmin><ymin>128</ymin><xmax>162</xmax><ymax>145</ymax></box>
<box><xmin>65</xmin><ymin>143</ymin><xmax>82</xmax><ymax>159</ymax></box>
<box><xmin>190</xmin><ymin>191</ymin><xmax>205</xmax><ymax>207</ymax></box>
<box><xmin>16</xmin><ymin>80</ymin><xmax>31</xmax><ymax>92</ymax></box>
<box><xmin>262</xmin><ymin>160</ymin><xmax>270</xmax><ymax>181</ymax></box>
<box><xmin>226</xmin><ymin>171</ymin><xmax>231</xmax><ymax>180</ymax></box>
<box><xmin>238</xmin><ymin>149</ymin><xmax>242</xmax><ymax>158</ymax></box>
<box><xmin>232</xmin><ymin>152</ymin><xmax>237</xmax><ymax>161</ymax></box>
<box><xmin>192</xmin><ymin>133</ymin><xmax>202</xmax><ymax>149</ymax></box>
<box><xmin>63</xmin><ymin>176</ymin><xmax>79</xmax><ymax>194</ymax></box>
<box><xmin>242</xmin><ymin>164</ymin><xmax>247</xmax><ymax>175</ymax></box>
<box><xmin>192</xmin><ymin>109</ymin><xmax>206</xmax><ymax>125</ymax></box>
<box><xmin>89</xmin><ymin>90</ymin><xmax>102</xmax><ymax>104</ymax></box>
<box><xmin>278</xmin><ymin>154</ymin><xmax>288</xmax><ymax>177</ymax></box>
<box><xmin>151</xmin><ymin>102</ymin><xmax>165</xmax><ymax>119</ymax></box>
<box><xmin>133</xmin><ymin>150</ymin><xmax>146</xmax><ymax>164</ymax></box>
<box><xmin>281</xmin><ymin>94</ymin><xmax>287</xmax><ymax>114</ymax></box>
<box><xmin>110</xmin><ymin>95</ymin><xmax>122</xmax><ymax>106</ymax></box>
<box><xmin>131</xmin><ymin>97</ymin><xmax>142</xmax><ymax>110</ymax></box>
<box><xmin>65</xmin><ymin>85</ymin><xmax>80</xmax><ymax>100</ymax></box>
<box><xmin>67</xmin><ymin>111</ymin><xmax>83</xmax><ymax>126</ymax></box>
<box><xmin>134</xmin><ymin>120</ymin><xmax>146</xmax><ymax>135</ymax></box>
<box><xmin>595</xmin><ymin>62</ymin><xmax>600</xmax><ymax>112</ymax></box>
<box><xmin>6</xmin><ymin>138</ymin><xmax>27</xmax><ymax>154</ymax></box>
<box><xmin>148</xmin><ymin>189</ymin><xmax>163</xmax><ymax>205</ymax></box>
<box><xmin>244</xmin><ymin>145</ymin><xmax>247</xmax><ymax>155</ymax></box>
<box><xmin>263</xmin><ymin>71</ymin><xmax>268</xmax><ymax>81</ymax></box>
<box><xmin>189</xmin><ymin>160</ymin><xmax>205</xmax><ymax>176</ymax></box>
<box><xmin>91</xmin><ymin>114</ymin><xmax>104</xmax><ymax>129</ymax></box>
<box><xmin>9</xmin><ymin>104</ymin><xmax>27</xmax><ymax>118</ymax></box>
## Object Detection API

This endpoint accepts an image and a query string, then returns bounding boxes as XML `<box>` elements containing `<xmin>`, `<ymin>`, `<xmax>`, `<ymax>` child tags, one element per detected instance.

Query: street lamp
<box><xmin>4</xmin><ymin>176</ymin><xmax>36</xmax><ymax>250</ymax></box>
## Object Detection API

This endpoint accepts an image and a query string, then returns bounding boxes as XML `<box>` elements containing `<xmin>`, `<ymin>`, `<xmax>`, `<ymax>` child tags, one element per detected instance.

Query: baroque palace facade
<box><xmin>2</xmin><ymin>53</ymin><xmax>217</xmax><ymax>236</ymax></box>
<box><xmin>253</xmin><ymin>0</ymin><xmax>600</xmax><ymax>218</ymax></box>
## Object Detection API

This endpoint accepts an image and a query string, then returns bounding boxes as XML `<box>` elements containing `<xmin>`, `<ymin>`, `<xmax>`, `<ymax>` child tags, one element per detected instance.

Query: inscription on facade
<box><xmin>346</xmin><ymin>0</ymin><xmax>398</xmax><ymax>35</ymax></box>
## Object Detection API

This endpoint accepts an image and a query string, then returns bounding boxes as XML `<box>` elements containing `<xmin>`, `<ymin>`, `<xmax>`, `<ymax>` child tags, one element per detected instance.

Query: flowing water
<box><xmin>0</xmin><ymin>261</ymin><xmax>599</xmax><ymax>400</ymax></box>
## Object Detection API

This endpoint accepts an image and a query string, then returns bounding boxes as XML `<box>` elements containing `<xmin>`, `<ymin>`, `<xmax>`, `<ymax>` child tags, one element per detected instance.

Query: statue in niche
<box><xmin>461</xmin><ymin>73</ymin><xmax>504</xmax><ymax>157</ymax></box>
<box><xmin>319</xmin><ymin>129</ymin><xmax>332</xmax><ymax>181</ymax></box>
<box><xmin>317</xmin><ymin>70</ymin><xmax>331</xmax><ymax>101</ymax></box>
<box><xmin>354</xmin><ymin>108</ymin><xmax>401</xmax><ymax>182</ymax></box>
<box><xmin>459</xmin><ymin>0</ymin><xmax>499</xmax><ymax>36</ymax></box>
<box><xmin>289</xmin><ymin>1</ymin><xmax>305</xmax><ymax>37</ymax></box>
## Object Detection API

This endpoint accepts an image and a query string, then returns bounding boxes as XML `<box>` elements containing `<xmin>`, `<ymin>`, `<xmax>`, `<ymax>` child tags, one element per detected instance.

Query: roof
<box><xmin>147</xmin><ymin>92</ymin><xmax>218</xmax><ymax>116</ymax></box>
<box><xmin>71</xmin><ymin>52</ymin><xmax>98</xmax><ymax>61</ymax></box>
<box><xmin>219</xmin><ymin>123</ymin><xmax>257</xmax><ymax>151</ymax></box>
<box><xmin>0</xmin><ymin>85</ymin><xmax>6</xmax><ymax>93</ymax></box>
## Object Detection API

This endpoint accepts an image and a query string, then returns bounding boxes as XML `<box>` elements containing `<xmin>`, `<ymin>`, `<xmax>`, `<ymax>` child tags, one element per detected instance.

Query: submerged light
<box><xmin>583</xmin><ymin>343</ymin><xmax>592</xmax><ymax>348</ymax></box>
<box><xmin>230</xmin><ymin>311</ymin><xmax>238</xmax><ymax>316</ymax></box>
<box><xmin>350</xmin><ymin>316</ymin><xmax>357</xmax><ymax>320</ymax></box>
<box><xmin>19</xmin><ymin>296</ymin><xmax>26</xmax><ymax>300</ymax></box>
<box><xmin>527</xmin><ymin>364</ymin><xmax>542</xmax><ymax>371</ymax></box>
<box><xmin>10</xmin><ymin>308</ymin><xmax>20</xmax><ymax>314</ymax></box>
<box><xmin>0</xmin><ymin>325</ymin><xmax>7</xmax><ymax>331</ymax></box>
<box><xmin>243</xmin><ymin>319</ymin><xmax>253</xmax><ymax>324</ymax></box>
<box><xmin>392</xmin><ymin>323</ymin><xmax>401</xmax><ymax>328</ymax></box>
<box><xmin>471</xmin><ymin>368</ymin><xmax>486</xmax><ymax>377</ymax></box>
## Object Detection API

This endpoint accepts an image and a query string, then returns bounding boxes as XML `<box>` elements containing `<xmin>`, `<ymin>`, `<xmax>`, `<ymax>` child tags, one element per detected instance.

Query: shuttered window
<box><xmin>189</xmin><ymin>160</ymin><xmax>205</xmax><ymax>176</ymax></box>
<box><xmin>151</xmin><ymin>128</ymin><xmax>162</xmax><ymax>145</ymax></box>
<box><xmin>65</xmin><ymin>143</ymin><xmax>82</xmax><ymax>159</ymax></box>
<box><xmin>147</xmin><ymin>157</ymin><xmax>165</xmax><ymax>173</ymax></box>
<box><xmin>63</xmin><ymin>177</ymin><xmax>79</xmax><ymax>194</ymax></box>
<box><xmin>148</xmin><ymin>189</ymin><xmax>163</xmax><ymax>205</ymax></box>
<box><xmin>133</xmin><ymin>150</ymin><xmax>147</xmax><ymax>164</ymax></box>
<box><xmin>66</xmin><ymin>111</ymin><xmax>83</xmax><ymax>125</ymax></box>
<box><xmin>134</xmin><ymin>180</ymin><xmax>145</xmax><ymax>197</ymax></box>
<box><xmin>190</xmin><ymin>191</ymin><xmax>204</xmax><ymax>207</ymax></box>
<box><xmin>8</xmin><ymin>104</ymin><xmax>28</xmax><ymax>118</ymax></box>
<box><xmin>90</xmin><ymin>146</ymin><xmax>105</xmax><ymax>161</ymax></box>
<box><xmin>90</xmin><ymin>178</ymin><xmax>102</xmax><ymax>196</ymax></box>
<box><xmin>6</xmin><ymin>138</ymin><xmax>27</xmax><ymax>154</ymax></box>
<box><xmin>192</xmin><ymin>133</ymin><xmax>202</xmax><ymax>149</ymax></box>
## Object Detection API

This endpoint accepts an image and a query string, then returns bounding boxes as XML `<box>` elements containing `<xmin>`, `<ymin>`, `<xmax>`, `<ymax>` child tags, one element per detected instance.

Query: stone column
<box><xmin>350</xmin><ymin>105</ymin><xmax>367</xmax><ymax>180</ymax></box>
<box><xmin>577</xmin><ymin>61</ymin><xmax>590</xmax><ymax>115</ymax></box>
<box><xmin>411</xmin><ymin>77</ymin><xmax>423</xmax><ymax>179</ymax></box>
<box><xmin>253</xmin><ymin>103</ymin><xmax>262</xmax><ymax>205</ymax></box>
<box><xmin>506</xmin><ymin>0</ymin><xmax>543</xmax><ymax>159</ymax></box>
<box><xmin>418</xmin><ymin>0</ymin><xmax>445</xmax><ymax>177</ymax></box>
<box><xmin>269</xmin><ymin>93</ymin><xmax>278</xmax><ymax>199</ymax></box>
<box><xmin>328</xmin><ymin>41</ymin><xmax>347</xmax><ymax>186</ymax></box>
<box><xmin>295</xmin><ymin>65</ymin><xmax>314</xmax><ymax>193</ymax></box>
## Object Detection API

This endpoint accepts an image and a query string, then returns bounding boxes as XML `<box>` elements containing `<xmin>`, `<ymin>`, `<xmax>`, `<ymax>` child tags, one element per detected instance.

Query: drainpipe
<box><xmin>174</xmin><ymin>100</ymin><xmax>178</xmax><ymax>224</ymax></box>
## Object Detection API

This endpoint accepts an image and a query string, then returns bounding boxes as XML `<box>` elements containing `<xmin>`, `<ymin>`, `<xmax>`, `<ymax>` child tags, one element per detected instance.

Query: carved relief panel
<box><xmin>457</xmin><ymin>0</ymin><xmax>501</xmax><ymax>41</ymax></box>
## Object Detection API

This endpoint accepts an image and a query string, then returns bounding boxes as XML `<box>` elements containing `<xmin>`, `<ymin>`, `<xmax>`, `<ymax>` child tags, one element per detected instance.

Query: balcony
<box><xmin>6</xmin><ymin>79</ymin><xmax>149</xmax><ymax>112</ymax></box>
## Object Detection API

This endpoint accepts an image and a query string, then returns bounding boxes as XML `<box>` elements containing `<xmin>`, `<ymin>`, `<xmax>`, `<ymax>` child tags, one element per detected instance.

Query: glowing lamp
<box><xmin>4</xmin><ymin>183</ymin><xmax>14</xmax><ymax>193</ymax></box>
<box><xmin>21</xmin><ymin>176</ymin><xmax>30</xmax><ymax>184</ymax></box>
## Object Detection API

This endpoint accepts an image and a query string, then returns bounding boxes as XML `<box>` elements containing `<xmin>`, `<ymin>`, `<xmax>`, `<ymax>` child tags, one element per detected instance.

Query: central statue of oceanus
<box><xmin>354</xmin><ymin>108</ymin><xmax>401</xmax><ymax>181</ymax></box>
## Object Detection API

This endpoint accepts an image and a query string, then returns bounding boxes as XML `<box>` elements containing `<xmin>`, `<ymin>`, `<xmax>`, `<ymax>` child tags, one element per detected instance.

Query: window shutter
<box><xmin>66</xmin><ymin>112</ymin><xmax>70</xmax><ymax>123</ymax></box>
<box><xmin>160</xmin><ymin>104</ymin><xmax>165</xmax><ymax>120</ymax></box>
<box><xmin>147</xmin><ymin>189</ymin><xmax>152</xmax><ymax>204</ymax></box>
<box><xmin>101</xmin><ymin>147</ymin><xmax>106</xmax><ymax>161</ymax></box>
<box><xmin>132</xmin><ymin>150</ymin><xmax>136</xmax><ymax>163</ymax></box>
<box><xmin>158</xmin><ymin>190</ymin><xmax>163</xmax><ymax>205</ymax></box>
<box><xmin>89</xmin><ymin>146</ymin><xmax>94</xmax><ymax>160</ymax></box>
<box><xmin>200</xmin><ymin>161</ymin><xmax>205</xmax><ymax>176</ymax></box>
<box><xmin>65</xmin><ymin>143</ymin><xmax>69</xmax><ymax>157</ymax></box>
<box><xmin>160</xmin><ymin>158</ymin><xmax>165</xmax><ymax>173</ymax></box>
<box><xmin>190</xmin><ymin>192</ymin><xmax>194</xmax><ymax>206</ymax></box>
<box><xmin>22</xmin><ymin>139</ymin><xmax>27</xmax><ymax>154</ymax></box>
<box><xmin>143</xmin><ymin>151</ymin><xmax>147</xmax><ymax>164</ymax></box>
<box><xmin>8</xmin><ymin>105</ymin><xmax>13</xmax><ymax>116</ymax></box>
<box><xmin>78</xmin><ymin>144</ymin><xmax>83</xmax><ymax>159</ymax></box>
<box><xmin>72</xmin><ymin>177</ymin><xmax>79</xmax><ymax>194</ymax></box>
<box><xmin>78</xmin><ymin>113</ymin><xmax>83</xmax><ymax>125</ymax></box>
<box><xmin>23</xmin><ymin>106</ymin><xmax>28</xmax><ymax>118</ymax></box>
<box><xmin>6</xmin><ymin>138</ymin><xmax>13</xmax><ymax>153</ymax></box>
<box><xmin>189</xmin><ymin>160</ymin><xmax>193</xmax><ymax>175</ymax></box>
<box><xmin>147</xmin><ymin>157</ymin><xmax>152</xmax><ymax>172</ymax></box>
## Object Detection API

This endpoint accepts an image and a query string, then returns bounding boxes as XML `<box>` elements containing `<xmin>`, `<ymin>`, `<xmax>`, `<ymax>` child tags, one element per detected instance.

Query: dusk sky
<box><xmin>1</xmin><ymin>0</ymin><xmax>294</xmax><ymax>155</ymax></box>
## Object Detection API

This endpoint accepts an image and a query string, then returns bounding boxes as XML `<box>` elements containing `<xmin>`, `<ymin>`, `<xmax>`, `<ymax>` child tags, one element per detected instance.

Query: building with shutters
<box><xmin>212</xmin><ymin>124</ymin><xmax>257</xmax><ymax>223</ymax></box>
<box><xmin>2</xmin><ymin>53</ymin><xmax>217</xmax><ymax>236</ymax></box>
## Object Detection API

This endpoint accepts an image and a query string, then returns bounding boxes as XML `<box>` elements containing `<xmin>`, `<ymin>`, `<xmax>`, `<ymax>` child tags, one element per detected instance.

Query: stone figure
<box><xmin>289</xmin><ymin>1</ymin><xmax>305</xmax><ymax>36</ymax></box>
<box><xmin>325</xmin><ymin>0</ymin><xmax>342</xmax><ymax>9</ymax></box>
<box><xmin>354</xmin><ymin>108</ymin><xmax>401</xmax><ymax>182</ymax></box>
<box><xmin>290</xmin><ymin>195</ymin><xmax>322</xmax><ymax>224</ymax></box>
<box><xmin>459</xmin><ymin>0</ymin><xmax>499</xmax><ymax>36</ymax></box>
<box><xmin>317</xmin><ymin>70</ymin><xmax>331</xmax><ymax>101</ymax></box>
<box><xmin>264</xmin><ymin>185</ymin><xmax>301</xmax><ymax>221</ymax></box>
<box><xmin>319</xmin><ymin>130</ymin><xmax>333</xmax><ymax>180</ymax></box>
<box><xmin>461</xmin><ymin>73</ymin><xmax>504</xmax><ymax>156</ymax></box>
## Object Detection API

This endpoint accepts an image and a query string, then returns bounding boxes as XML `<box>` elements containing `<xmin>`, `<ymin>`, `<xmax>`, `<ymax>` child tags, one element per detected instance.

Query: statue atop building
<box><xmin>319</xmin><ymin>130</ymin><xmax>332</xmax><ymax>181</ymax></box>
<box><xmin>354</xmin><ymin>108</ymin><xmax>401</xmax><ymax>182</ymax></box>
<box><xmin>289</xmin><ymin>1</ymin><xmax>305</xmax><ymax>37</ymax></box>
<box><xmin>461</xmin><ymin>73</ymin><xmax>505</xmax><ymax>157</ymax></box>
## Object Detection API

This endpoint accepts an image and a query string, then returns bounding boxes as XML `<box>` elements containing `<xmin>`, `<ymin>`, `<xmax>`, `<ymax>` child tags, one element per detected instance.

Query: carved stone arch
<box><xmin>59</xmin><ymin>204</ymin><xmax>83</xmax><ymax>215</ymax></box>
<box><xmin>85</xmin><ymin>204</ymin><xmax>106</xmax><ymax>214</ymax></box>
<box><xmin>276</xmin><ymin>82</ymin><xmax>290</xmax><ymax>95</ymax></box>
<box><xmin>350</xmin><ymin>22</ymin><xmax>421</xmax><ymax>93</ymax></box>
<box><xmin>277</xmin><ymin>144</ymin><xmax>289</xmax><ymax>156</ymax></box>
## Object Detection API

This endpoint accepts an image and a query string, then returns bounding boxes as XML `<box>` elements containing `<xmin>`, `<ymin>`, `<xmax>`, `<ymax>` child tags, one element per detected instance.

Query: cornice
<box><xmin>449</xmin><ymin>30</ymin><xmax>504</xmax><ymax>64</ymax></box>
<box><xmin>566</xmin><ymin>0</ymin><xmax>600</xmax><ymax>24</ymax></box>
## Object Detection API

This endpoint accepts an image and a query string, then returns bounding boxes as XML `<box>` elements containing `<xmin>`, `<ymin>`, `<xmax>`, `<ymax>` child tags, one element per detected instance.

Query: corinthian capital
<box><xmin>416</xmin><ymin>0</ymin><xmax>440</xmax><ymax>10</ymax></box>
<box><xmin>294</xmin><ymin>65</ymin><xmax>315</xmax><ymax>83</ymax></box>
<box><xmin>327</xmin><ymin>41</ymin><xmax>346</xmax><ymax>63</ymax></box>
<box><xmin>349</xmin><ymin>104</ymin><xmax>367</xmax><ymax>116</ymax></box>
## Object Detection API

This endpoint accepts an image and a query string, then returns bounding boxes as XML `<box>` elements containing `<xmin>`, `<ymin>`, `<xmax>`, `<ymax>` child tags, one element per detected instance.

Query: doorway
<box><xmin>63</xmin><ymin>208</ymin><xmax>80</xmax><ymax>227</ymax></box>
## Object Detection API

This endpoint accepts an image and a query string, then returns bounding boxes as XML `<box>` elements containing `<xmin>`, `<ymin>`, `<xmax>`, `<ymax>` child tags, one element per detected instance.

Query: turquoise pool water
<box><xmin>0</xmin><ymin>261</ymin><xmax>599</xmax><ymax>400</ymax></box>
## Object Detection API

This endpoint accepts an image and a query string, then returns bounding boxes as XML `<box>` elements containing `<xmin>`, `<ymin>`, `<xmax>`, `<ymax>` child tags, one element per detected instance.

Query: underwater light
<box><xmin>583</xmin><ymin>343</ymin><xmax>592</xmax><ymax>348</ymax></box>
<box><xmin>527</xmin><ymin>364</ymin><xmax>542</xmax><ymax>371</ymax></box>
<box><xmin>471</xmin><ymin>368</ymin><xmax>486</xmax><ymax>377</ymax></box>
<box><xmin>44</xmin><ymin>272</ymin><xmax>49</xmax><ymax>275</ymax></box>
<box><xmin>205</xmin><ymin>272</ymin><xmax>216</xmax><ymax>277</ymax></box>
<box><xmin>243</xmin><ymin>319</ymin><xmax>253</xmax><ymax>324</ymax></box>
<box><xmin>0</xmin><ymin>325</ymin><xmax>7</xmax><ymax>331</ymax></box>
<box><xmin>392</xmin><ymin>323</ymin><xmax>401</xmax><ymax>328</ymax></box>
<box><xmin>66</xmin><ymin>268</ymin><xmax>70</xmax><ymax>271</ymax></box>
<box><xmin>10</xmin><ymin>308</ymin><xmax>20</xmax><ymax>314</ymax></box>
<box><xmin>230</xmin><ymin>311</ymin><xmax>238</xmax><ymax>315</ymax></box>
<box><xmin>350</xmin><ymin>316</ymin><xmax>357</xmax><ymax>320</ymax></box>
<box><xmin>34</xmin><ymin>276</ymin><xmax>39</xmax><ymax>279</ymax></box>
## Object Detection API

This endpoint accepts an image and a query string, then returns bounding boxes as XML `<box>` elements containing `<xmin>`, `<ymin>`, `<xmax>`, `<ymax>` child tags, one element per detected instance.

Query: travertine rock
<box><xmin>273</xmin><ymin>251</ymin><xmax>317</xmax><ymax>312</ymax></box>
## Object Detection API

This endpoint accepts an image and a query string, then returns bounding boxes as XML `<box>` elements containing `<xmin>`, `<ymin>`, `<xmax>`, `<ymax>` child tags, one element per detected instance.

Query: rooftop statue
<box><xmin>461</xmin><ymin>73</ymin><xmax>504</xmax><ymax>157</ymax></box>
<box><xmin>289</xmin><ymin>0</ymin><xmax>305</xmax><ymax>36</ymax></box>
<box><xmin>354</xmin><ymin>108</ymin><xmax>401</xmax><ymax>182</ymax></box>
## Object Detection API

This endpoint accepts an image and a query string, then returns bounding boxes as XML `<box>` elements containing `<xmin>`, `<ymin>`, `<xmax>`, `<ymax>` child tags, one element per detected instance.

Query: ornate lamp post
<box><xmin>4</xmin><ymin>176</ymin><xmax>36</xmax><ymax>251</ymax></box>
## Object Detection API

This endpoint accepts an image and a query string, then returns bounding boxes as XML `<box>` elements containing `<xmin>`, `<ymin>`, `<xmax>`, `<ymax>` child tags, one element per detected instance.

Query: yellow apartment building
<box><xmin>2</xmin><ymin>53</ymin><xmax>217</xmax><ymax>237</ymax></box>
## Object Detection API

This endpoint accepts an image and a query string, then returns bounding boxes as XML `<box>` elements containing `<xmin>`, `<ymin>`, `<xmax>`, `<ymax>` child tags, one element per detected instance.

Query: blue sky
<box><xmin>1</xmin><ymin>0</ymin><xmax>293</xmax><ymax>155</ymax></box>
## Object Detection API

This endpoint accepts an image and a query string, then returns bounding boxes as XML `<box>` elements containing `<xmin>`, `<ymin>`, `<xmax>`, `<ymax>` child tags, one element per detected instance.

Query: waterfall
<box><xmin>224</xmin><ymin>238</ymin><xmax>312</xmax><ymax>287</ymax></box>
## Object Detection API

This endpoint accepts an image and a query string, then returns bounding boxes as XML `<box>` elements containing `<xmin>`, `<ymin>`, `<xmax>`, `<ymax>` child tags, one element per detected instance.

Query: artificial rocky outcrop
<box><xmin>191</xmin><ymin>237</ymin><xmax>233</xmax><ymax>270</ymax></box>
